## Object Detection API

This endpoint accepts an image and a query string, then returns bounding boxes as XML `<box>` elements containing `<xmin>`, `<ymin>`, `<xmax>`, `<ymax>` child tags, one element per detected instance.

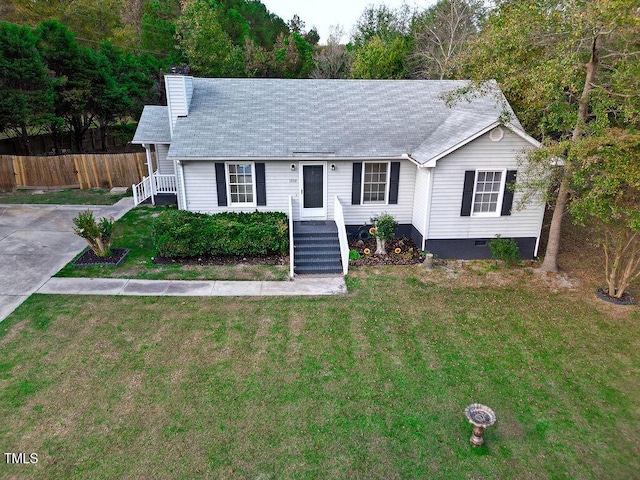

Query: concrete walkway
<box><xmin>0</xmin><ymin>198</ymin><xmax>134</xmax><ymax>321</ymax></box>
<box><xmin>37</xmin><ymin>276</ymin><xmax>347</xmax><ymax>297</ymax></box>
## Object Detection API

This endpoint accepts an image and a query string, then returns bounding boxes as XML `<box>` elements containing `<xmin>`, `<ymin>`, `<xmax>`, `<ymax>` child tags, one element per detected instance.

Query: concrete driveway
<box><xmin>0</xmin><ymin>199</ymin><xmax>133</xmax><ymax>321</ymax></box>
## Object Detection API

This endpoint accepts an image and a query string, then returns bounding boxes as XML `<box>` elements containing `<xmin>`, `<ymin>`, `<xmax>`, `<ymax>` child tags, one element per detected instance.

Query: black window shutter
<box><xmin>389</xmin><ymin>162</ymin><xmax>400</xmax><ymax>204</ymax></box>
<box><xmin>215</xmin><ymin>163</ymin><xmax>227</xmax><ymax>207</ymax></box>
<box><xmin>501</xmin><ymin>170</ymin><xmax>517</xmax><ymax>216</ymax></box>
<box><xmin>255</xmin><ymin>163</ymin><xmax>266</xmax><ymax>206</ymax></box>
<box><xmin>352</xmin><ymin>162</ymin><xmax>362</xmax><ymax>205</ymax></box>
<box><xmin>460</xmin><ymin>170</ymin><xmax>475</xmax><ymax>216</ymax></box>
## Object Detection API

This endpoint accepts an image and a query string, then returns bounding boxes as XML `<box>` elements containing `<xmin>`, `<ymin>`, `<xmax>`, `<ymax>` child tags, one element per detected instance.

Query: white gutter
<box><xmin>533</xmin><ymin>192</ymin><xmax>546</xmax><ymax>258</ymax></box>
<box><xmin>166</xmin><ymin>155</ymin><xmax>411</xmax><ymax>162</ymax></box>
<box><xmin>422</xmin><ymin>166</ymin><xmax>435</xmax><ymax>251</ymax></box>
<box><xmin>177</xmin><ymin>160</ymin><xmax>188</xmax><ymax>210</ymax></box>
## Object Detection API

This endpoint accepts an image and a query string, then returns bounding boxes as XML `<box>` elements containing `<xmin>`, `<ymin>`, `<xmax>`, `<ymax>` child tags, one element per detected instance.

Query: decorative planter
<box><xmin>73</xmin><ymin>248</ymin><xmax>130</xmax><ymax>267</ymax></box>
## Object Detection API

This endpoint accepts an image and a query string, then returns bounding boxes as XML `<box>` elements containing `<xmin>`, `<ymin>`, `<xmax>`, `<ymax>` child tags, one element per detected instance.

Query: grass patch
<box><xmin>0</xmin><ymin>272</ymin><xmax>638</xmax><ymax>478</ymax></box>
<box><xmin>0</xmin><ymin>188</ymin><xmax>129</xmax><ymax>205</ymax></box>
<box><xmin>56</xmin><ymin>206</ymin><xmax>289</xmax><ymax>281</ymax></box>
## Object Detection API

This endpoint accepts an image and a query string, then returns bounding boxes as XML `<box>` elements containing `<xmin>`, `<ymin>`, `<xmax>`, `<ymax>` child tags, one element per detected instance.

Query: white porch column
<box><xmin>143</xmin><ymin>143</ymin><xmax>155</xmax><ymax>205</ymax></box>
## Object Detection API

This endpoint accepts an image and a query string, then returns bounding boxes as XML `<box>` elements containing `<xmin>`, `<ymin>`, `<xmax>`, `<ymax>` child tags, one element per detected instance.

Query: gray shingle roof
<box><xmin>165</xmin><ymin>78</ymin><xmax>529</xmax><ymax>164</ymax></box>
<box><xmin>132</xmin><ymin>106</ymin><xmax>170</xmax><ymax>144</ymax></box>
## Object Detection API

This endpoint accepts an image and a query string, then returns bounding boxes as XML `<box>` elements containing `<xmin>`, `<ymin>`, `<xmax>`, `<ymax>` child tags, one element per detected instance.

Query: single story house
<box><xmin>132</xmin><ymin>75</ymin><xmax>544</xmax><ymax>273</ymax></box>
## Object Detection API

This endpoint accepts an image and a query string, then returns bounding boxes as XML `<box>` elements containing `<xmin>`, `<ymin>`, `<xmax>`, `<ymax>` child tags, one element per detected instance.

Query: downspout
<box><xmin>421</xmin><ymin>165</ymin><xmax>435</xmax><ymax>252</ymax></box>
<box><xmin>177</xmin><ymin>160</ymin><xmax>187</xmax><ymax>210</ymax></box>
<box><xmin>143</xmin><ymin>143</ymin><xmax>155</xmax><ymax>205</ymax></box>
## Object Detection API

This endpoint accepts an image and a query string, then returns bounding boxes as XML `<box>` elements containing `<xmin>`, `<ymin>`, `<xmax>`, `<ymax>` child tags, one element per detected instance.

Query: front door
<box><xmin>300</xmin><ymin>162</ymin><xmax>326</xmax><ymax>219</ymax></box>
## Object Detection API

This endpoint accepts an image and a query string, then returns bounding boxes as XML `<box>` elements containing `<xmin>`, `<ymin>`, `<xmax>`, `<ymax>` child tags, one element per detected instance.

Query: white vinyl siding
<box><xmin>165</xmin><ymin>75</ymin><xmax>194</xmax><ymax>135</ymax></box>
<box><xmin>362</xmin><ymin>162</ymin><xmax>389</xmax><ymax>204</ymax></box>
<box><xmin>181</xmin><ymin>159</ymin><xmax>416</xmax><ymax>225</ymax></box>
<box><xmin>427</xmin><ymin>129</ymin><xmax>543</xmax><ymax>239</ymax></box>
<box><xmin>332</xmin><ymin>160</ymin><xmax>415</xmax><ymax>225</ymax></box>
<box><xmin>155</xmin><ymin>144</ymin><xmax>173</xmax><ymax>175</ymax></box>
<box><xmin>182</xmin><ymin>161</ymin><xmax>297</xmax><ymax>217</ymax></box>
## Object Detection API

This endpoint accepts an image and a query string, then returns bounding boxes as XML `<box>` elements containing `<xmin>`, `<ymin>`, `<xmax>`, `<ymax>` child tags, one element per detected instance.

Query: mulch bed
<box><xmin>595</xmin><ymin>287</ymin><xmax>637</xmax><ymax>306</ymax></box>
<box><xmin>349</xmin><ymin>237</ymin><xmax>424</xmax><ymax>266</ymax></box>
<box><xmin>153</xmin><ymin>253</ymin><xmax>287</xmax><ymax>266</ymax></box>
<box><xmin>73</xmin><ymin>248</ymin><xmax>130</xmax><ymax>267</ymax></box>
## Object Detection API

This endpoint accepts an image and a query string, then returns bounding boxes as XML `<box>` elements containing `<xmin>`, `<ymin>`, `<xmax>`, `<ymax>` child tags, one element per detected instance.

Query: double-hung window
<box><xmin>471</xmin><ymin>170</ymin><xmax>506</xmax><ymax>216</ymax></box>
<box><xmin>362</xmin><ymin>162</ymin><xmax>390</xmax><ymax>204</ymax></box>
<box><xmin>227</xmin><ymin>163</ymin><xmax>256</xmax><ymax>206</ymax></box>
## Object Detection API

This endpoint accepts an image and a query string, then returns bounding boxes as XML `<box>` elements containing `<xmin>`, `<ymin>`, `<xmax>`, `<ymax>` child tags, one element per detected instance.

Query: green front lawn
<box><xmin>0</xmin><ymin>188</ymin><xmax>129</xmax><ymax>205</ymax></box>
<box><xmin>1</xmin><ymin>270</ymin><xmax>637</xmax><ymax>479</ymax></box>
<box><xmin>56</xmin><ymin>206</ymin><xmax>289</xmax><ymax>281</ymax></box>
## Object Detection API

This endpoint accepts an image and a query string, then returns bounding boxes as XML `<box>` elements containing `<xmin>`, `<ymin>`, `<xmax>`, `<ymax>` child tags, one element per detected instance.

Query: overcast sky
<box><xmin>261</xmin><ymin>0</ymin><xmax>436</xmax><ymax>44</ymax></box>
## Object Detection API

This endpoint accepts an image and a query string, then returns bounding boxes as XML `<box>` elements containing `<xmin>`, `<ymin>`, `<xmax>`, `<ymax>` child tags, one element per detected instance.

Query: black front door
<box><xmin>303</xmin><ymin>165</ymin><xmax>324</xmax><ymax>209</ymax></box>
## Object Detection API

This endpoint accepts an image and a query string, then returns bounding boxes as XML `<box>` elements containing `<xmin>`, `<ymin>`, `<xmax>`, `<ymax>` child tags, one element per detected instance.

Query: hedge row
<box><xmin>153</xmin><ymin>209</ymin><xmax>289</xmax><ymax>258</ymax></box>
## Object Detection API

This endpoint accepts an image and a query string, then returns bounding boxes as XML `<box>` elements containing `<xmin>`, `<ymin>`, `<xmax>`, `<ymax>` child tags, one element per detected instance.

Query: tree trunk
<box><xmin>376</xmin><ymin>238</ymin><xmax>386</xmax><ymax>255</ymax></box>
<box><xmin>540</xmin><ymin>178</ymin><xmax>569</xmax><ymax>272</ymax></box>
<box><xmin>99</xmin><ymin>121</ymin><xmax>108</xmax><ymax>152</ymax></box>
<box><xmin>540</xmin><ymin>34</ymin><xmax>599</xmax><ymax>272</ymax></box>
<box><xmin>50</xmin><ymin>123</ymin><xmax>61</xmax><ymax>155</ymax></box>
<box><xmin>19</xmin><ymin>125</ymin><xmax>32</xmax><ymax>156</ymax></box>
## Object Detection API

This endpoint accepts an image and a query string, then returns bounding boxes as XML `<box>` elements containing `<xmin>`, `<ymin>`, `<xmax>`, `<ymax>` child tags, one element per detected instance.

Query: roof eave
<box><xmin>169</xmin><ymin>154</ymin><xmax>413</xmax><ymax>162</ymax></box>
<box><xmin>131</xmin><ymin>140</ymin><xmax>171</xmax><ymax>145</ymax></box>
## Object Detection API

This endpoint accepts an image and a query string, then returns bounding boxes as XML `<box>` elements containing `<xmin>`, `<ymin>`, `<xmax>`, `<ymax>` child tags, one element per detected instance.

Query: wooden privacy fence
<box><xmin>0</xmin><ymin>153</ymin><xmax>147</xmax><ymax>191</ymax></box>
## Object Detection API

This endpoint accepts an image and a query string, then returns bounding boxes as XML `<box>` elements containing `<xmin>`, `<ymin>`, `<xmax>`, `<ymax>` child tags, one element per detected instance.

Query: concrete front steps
<box><xmin>293</xmin><ymin>221</ymin><xmax>343</xmax><ymax>275</ymax></box>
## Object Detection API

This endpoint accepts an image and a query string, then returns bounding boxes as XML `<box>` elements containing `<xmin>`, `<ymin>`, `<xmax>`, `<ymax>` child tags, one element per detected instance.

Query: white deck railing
<box><xmin>132</xmin><ymin>173</ymin><xmax>177</xmax><ymax>206</ymax></box>
<box><xmin>288</xmin><ymin>195</ymin><xmax>295</xmax><ymax>279</ymax></box>
<box><xmin>132</xmin><ymin>176</ymin><xmax>152</xmax><ymax>206</ymax></box>
<box><xmin>333</xmin><ymin>196</ymin><xmax>349</xmax><ymax>276</ymax></box>
<box><xmin>154</xmin><ymin>174</ymin><xmax>177</xmax><ymax>193</ymax></box>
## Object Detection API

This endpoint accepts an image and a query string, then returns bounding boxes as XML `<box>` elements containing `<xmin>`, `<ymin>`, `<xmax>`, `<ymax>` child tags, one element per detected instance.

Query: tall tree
<box><xmin>458</xmin><ymin>0</ymin><xmax>640</xmax><ymax>272</ymax></box>
<box><xmin>312</xmin><ymin>25</ymin><xmax>349</xmax><ymax>79</ymax></box>
<box><xmin>351</xmin><ymin>3</ymin><xmax>412</xmax><ymax>46</ymax></box>
<box><xmin>350</xmin><ymin>35</ymin><xmax>410</xmax><ymax>79</ymax></box>
<box><xmin>0</xmin><ymin>22</ymin><xmax>54</xmax><ymax>155</ymax></box>
<box><xmin>176</xmin><ymin>0</ymin><xmax>244</xmax><ymax>77</ymax></box>
<box><xmin>287</xmin><ymin>14</ymin><xmax>305</xmax><ymax>34</ymax></box>
<box><xmin>570</xmin><ymin>131</ymin><xmax>640</xmax><ymax>298</ymax></box>
<box><xmin>11</xmin><ymin>0</ymin><xmax>131</xmax><ymax>47</ymax></box>
<box><xmin>140</xmin><ymin>0</ymin><xmax>182</xmax><ymax>62</ymax></box>
<box><xmin>35</xmin><ymin>20</ymin><xmax>102</xmax><ymax>152</ymax></box>
<box><xmin>411</xmin><ymin>0</ymin><xmax>484</xmax><ymax>79</ymax></box>
<box><xmin>93</xmin><ymin>42</ymin><xmax>154</xmax><ymax>151</ymax></box>
<box><xmin>349</xmin><ymin>3</ymin><xmax>413</xmax><ymax>79</ymax></box>
<box><xmin>271</xmin><ymin>32</ymin><xmax>314</xmax><ymax>78</ymax></box>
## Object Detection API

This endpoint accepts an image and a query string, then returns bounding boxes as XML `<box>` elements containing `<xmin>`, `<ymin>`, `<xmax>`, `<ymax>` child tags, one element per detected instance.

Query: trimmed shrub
<box><xmin>488</xmin><ymin>235</ymin><xmax>520</xmax><ymax>266</ymax></box>
<box><xmin>153</xmin><ymin>210</ymin><xmax>289</xmax><ymax>258</ymax></box>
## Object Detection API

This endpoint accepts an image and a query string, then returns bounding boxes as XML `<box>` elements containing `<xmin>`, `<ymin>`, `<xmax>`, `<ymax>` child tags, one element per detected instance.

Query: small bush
<box><xmin>73</xmin><ymin>210</ymin><xmax>114</xmax><ymax>257</ymax></box>
<box><xmin>349</xmin><ymin>249</ymin><xmax>361</xmax><ymax>261</ymax></box>
<box><xmin>153</xmin><ymin>210</ymin><xmax>289</xmax><ymax>258</ymax></box>
<box><xmin>488</xmin><ymin>235</ymin><xmax>520</xmax><ymax>266</ymax></box>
